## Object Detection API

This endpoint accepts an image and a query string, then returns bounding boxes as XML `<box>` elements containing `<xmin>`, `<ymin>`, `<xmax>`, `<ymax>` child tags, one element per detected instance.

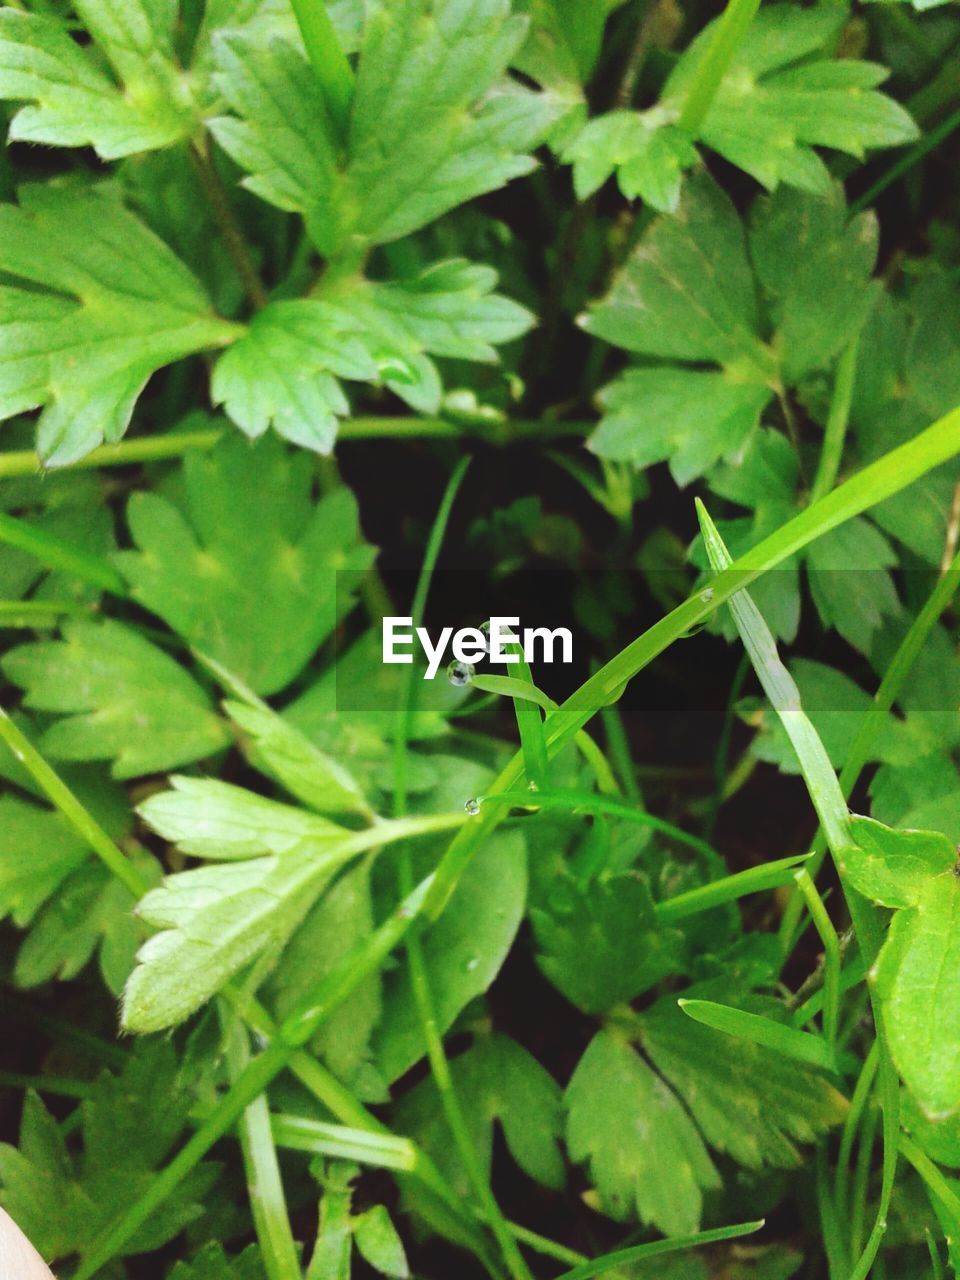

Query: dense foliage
<box><xmin>0</xmin><ymin>1</ymin><xmax>959</xmax><ymax>1277</ymax></box>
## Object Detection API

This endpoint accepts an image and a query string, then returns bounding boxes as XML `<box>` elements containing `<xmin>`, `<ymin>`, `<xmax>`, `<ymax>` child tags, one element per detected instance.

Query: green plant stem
<box><xmin>0</xmin><ymin>599</ymin><xmax>91</xmax><ymax>626</ymax></box>
<box><xmin>677</xmin><ymin>0</ymin><xmax>761</xmax><ymax>133</ymax></box>
<box><xmin>0</xmin><ymin>419</ymin><xmax>592</xmax><ymax>480</ymax></box>
<box><xmin>225</xmin><ymin>1020</ymin><xmax>301</xmax><ymax>1280</ymax></box>
<box><xmin>0</xmin><ymin>708</ymin><xmax>144</xmax><ymax>897</ymax></box>
<box><xmin>0</xmin><ymin>1071</ymin><xmax>94</xmax><ymax>1099</ymax></box>
<box><xmin>901</xmin><ymin>1134</ymin><xmax>960</xmax><ymax>1223</ymax></box>
<box><xmin>834</xmin><ymin>1041</ymin><xmax>879</xmax><ymax>1215</ymax></box>
<box><xmin>554</xmin><ymin>1220</ymin><xmax>764</xmax><ymax>1280</ymax></box>
<box><xmin>849</xmin><ymin>1100</ymin><xmax>880</xmax><ymax>1264</ymax></box>
<box><xmin>848</xmin><ymin>1049</ymin><xmax>900</xmax><ymax>1280</ymax></box>
<box><xmin>599</xmin><ymin>696</ymin><xmax>640</xmax><ymax>798</ymax></box>
<box><xmin>289</xmin><ymin>0</ymin><xmax>355</xmax><ymax>137</ymax></box>
<box><xmin>816</xmin><ymin>1146</ymin><xmax>847</xmax><ymax>1280</ymax></box>
<box><xmin>190</xmin><ymin>139</ymin><xmax>269</xmax><ymax>310</ymax></box>
<box><xmin>793</xmin><ymin>869</ymin><xmax>840</xmax><ymax>1050</ymax></box>
<box><xmin>0</xmin><ymin>512</ymin><xmax>127</xmax><ymax>597</ymax></box>
<box><xmin>850</xmin><ymin>105</ymin><xmax>960</xmax><ymax>217</ymax></box>
<box><xmin>810</xmin><ymin>337</ymin><xmax>859</xmax><ymax>504</ymax></box>
<box><xmin>392</xmin><ymin>459</ymin><xmax>534</xmax><ymax>1280</ymax></box>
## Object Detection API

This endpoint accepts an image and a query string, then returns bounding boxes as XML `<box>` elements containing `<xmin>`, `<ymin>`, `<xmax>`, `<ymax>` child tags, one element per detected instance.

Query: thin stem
<box><xmin>941</xmin><ymin>477</ymin><xmax>960</xmax><ymax>574</ymax></box>
<box><xmin>0</xmin><ymin>512</ymin><xmax>127</xmax><ymax>597</ymax></box>
<box><xmin>599</xmin><ymin>697</ymin><xmax>640</xmax><ymax>798</ymax></box>
<box><xmin>817</xmin><ymin>1146</ymin><xmax>847</xmax><ymax>1280</ymax></box>
<box><xmin>793</xmin><ymin>869</ymin><xmax>841</xmax><ymax>1049</ymax></box>
<box><xmin>834</xmin><ymin>1042</ymin><xmax>879</xmax><ymax>1215</ymax></box>
<box><xmin>392</xmin><ymin>460</ymin><xmax>534</xmax><ymax>1280</ymax></box>
<box><xmin>0</xmin><ymin>599</ymin><xmax>91</xmax><ymax>627</ymax></box>
<box><xmin>811</xmin><ymin>337</ymin><xmax>859</xmax><ymax>504</ymax></box>
<box><xmin>225</xmin><ymin>1020</ymin><xmax>301</xmax><ymax>1280</ymax></box>
<box><xmin>615</xmin><ymin>0</ymin><xmax>669</xmax><ymax>107</ymax></box>
<box><xmin>0</xmin><ymin>708</ymin><xmax>145</xmax><ymax>898</ymax></box>
<box><xmin>703</xmin><ymin>649</ymin><xmax>749</xmax><ymax>838</ymax></box>
<box><xmin>677</xmin><ymin>0</ymin><xmax>761</xmax><ymax>134</ymax></box>
<box><xmin>554</xmin><ymin>1221</ymin><xmax>763</xmax><ymax>1280</ymax></box>
<box><xmin>0</xmin><ymin>1071</ymin><xmax>94</xmax><ymax>1100</ymax></box>
<box><xmin>848</xmin><ymin>1049</ymin><xmax>900</xmax><ymax>1280</ymax></box>
<box><xmin>850</xmin><ymin>106</ymin><xmax>960</xmax><ymax>217</ymax></box>
<box><xmin>190</xmin><ymin>139</ymin><xmax>269</xmax><ymax>310</ymax></box>
<box><xmin>289</xmin><ymin>0</ymin><xmax>355</xmax><ymax>137</ymax></box>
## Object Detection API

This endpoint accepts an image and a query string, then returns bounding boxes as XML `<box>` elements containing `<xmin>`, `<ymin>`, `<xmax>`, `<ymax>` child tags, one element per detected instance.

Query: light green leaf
<box><xmin>121</xmin><ymin>836</ymin><xmax>359</xmax><ymax>1033</ymax></box>
<box><xmin>678</xmin><ymin>999</ymin><xmax>838</xmax><ymax>1071</ymax></box>
<box><xmin>749</xmin><ymin>183</ymin><xmax>880</xmax><ymax>382</ymax></box>
<box><xmin>2</xmin><ymin>618</ymin><xmax>229</xmax><ymax>778</ymax></box>
<box><xmin>210</xmin><ymin>2</ymin><xmax>559</xmax><ymax>258</ymax></box>
<box><xmin>805</xmin><ymin>518</ymin><xmax>900</xmax><ymax>655</ymax></box>
<box><xmin>224</xmin><ymin>698</ymin><xmax>371</xmax><ymax>818</ymax></box>
<box><xmin>0</xmin><ymin>3</ymin><xmax>195</xmax><ymax>160</ymax></box>
<box><xmin>590</xmin><ymin>367</ymin><xmax>771</xmax><ymax>486</ymax></box>
<box><xmin>353</xmin><ymin>1205</ymin><xmax>410</xmax><ymax>1279</ymax></box>
<box><xmin>374</xmin><ymin>829</ymin><xmax>527</xmax><ymax>1082</ymax></box>
<box><xmin>0</xmin><ymin>793</ymin><xmax>88</xmax><ymax>927</ymax></box>
<box><xmin>114</xmin><ymin>436</ymin><xmax>375</xmax><ymax>696</ymax></box>
<box><xmin>138</xmin><ymin>776</ymin><xmax>347</xmax><ymax>859</ymax></box>
<box><xmin>664</xmin><ymin>6</ymin><xmax>918</xmax><ymax>192</ymax></box>
<box><xmin>842</xmin><ymin>815</ymin><xmax>956</xmax><ymax>909</ymax></box>
<box><xmin>562</xmin><ymin>110</ymin><xmax>696</xmax><ymax>211</ymax></box>
<box><xmin>167</xmin><ymin>1243</ymin><xmax>264</xmax><ymax>1280</ymax></box>
<box><xmin>0</xmin><ymin>185</ymin><xmax>239</xmax><ymax>465</ymax></box>
<box><xmin>532</xmin><ymin>872</ymin><xmax>685</xmax><ymax>1014</ymax></box>
<box><xmin>641</xmin><ymin>1000</ymin><xmax>848</xmax><ymax>1168</ymax></box>
<box><xmin>565</xmin><ymin>1029</ymin><xmax>719</xmax><ymax>1234</ymax></box>
<box><xmin>210</xmin><ymin>301</ymin><xmax>377</xmax><ymax>452</ymax></box>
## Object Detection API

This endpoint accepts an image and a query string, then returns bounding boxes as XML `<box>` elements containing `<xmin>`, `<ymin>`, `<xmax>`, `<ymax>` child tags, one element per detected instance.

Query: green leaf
<box><xmin>167</xmin><ymin>1243</ymin><xmax>264</xmax><ymax>1280</ymax></box>
<box><xmin>565</xmin><ymin>1029</ymin><xmax>719</xmax><ymax>1234</ymax></box>
<box><xmin>353</xmin><ymin>1205</ymin><xmax>410</xmax><ymax>1279</ymax></box>
<box><xmin>0</xmin><ymin>3</ymin><xmax>195</xmax><ymax>160</ymax></box>
<box><xmin>120</xmin><ymin>832</ymin><xmax>357</xmax><ymax>1033</ymax></box>
<box><xmin>374</xmin><ymin>830</ymin><xmax>527</xmax><ymax>1082</ymax></box>
<box><xmin>562</xmin><ymin>110</ymin><xmax>696</xmax><ymax>212</ymax></box>
<box><xmin>663</xmin><ymin>5</ymin><xmax>918</xmax><ymax>192</ymax></box>
<box><xmin>640</xmin><ymin>999</ymin><xmax>848</xmax><ymax>1167</ymax></box>
<box><xmin>138</xmin><ymin>776</ymin><xmax>348</xmax><ymax>859</ymax></box>
<box><xmin>0</xmin><ymin>185</ymin><xmax>238</xmax><ymax>465</ymax></box>
<box><xmin>210</xmin><ymin>300</ymin><xmax>377</xmax><ymax>452</ymax></box>
<box><xmin>750</xmin><ymin>183</ymin><xmax>880</xmax><ymax>382</ymax></box>
<box><xmin>267</xmin><ymin>859</ymin><xmax>383</xmax><ymax>1094</ymax></box>
<box><xmin>842</xmin><ymin>818</ymin><xmax>960</xmax><ymax>1118</ymax></box>
<box><xmin>210</xmin><ymin>2</ymin><xmax>559</xmax><ymax>258</ymax></box>
<box><xmin>397</xmin><ymin>1033</ymin><xmax>565</xmax><ymax>1194</ymax></box>
<box><xmin>678</xmin><ymin>999</ymin><xmax>839</xmax><ymax>1071</ymax></box>
<box><xmin>224</xmin><ymin>698</ymin><xmax>371</xmax><ymax>818</ymax></box>
<box><xmin>532</xmin><ymin>872</ymin><xmax>686</xmax><ymax>1014</ymax></box>
<box><xmin>0</xmin><ymin>792</ymin><xmax>89</xmax><ymax>927</ymax></box>
<box><xmin>2</xmin><ymin>618</ymin><xmax>229</xmax><ymax>778</ymax></box>
<box><xmin>805</xmin><ymin>517</ymin><xmax>900</xmax><ymax>655</ymax></box>
<box><xmin>114</xmin><ymin>436</ymin><xmax>375</xmax><ymax>695</ymax></box>
<box><xmin>0</xmin><ymin>1044</ymin><xmax>219</xmax><ymax>1266</ymax></box>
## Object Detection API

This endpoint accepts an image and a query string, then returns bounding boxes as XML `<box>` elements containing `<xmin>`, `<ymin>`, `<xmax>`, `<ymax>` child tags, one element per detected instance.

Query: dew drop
<box><xmin>447</xmin><ymin>659</ymin><xmax>475</xmax><ymax>687</ymax></box>
<box><xmin>527</xmin><ymin>779</ymin><xmax>539</xmax><ymax>792</ymax></box>
<box><xmin>700</xmin><ymin>587</ymin><xmax>715</xmax><ymax>603</ymax></box>
<box><xmin>464</xmin><ymin>797</ymin><xmax>481</xmax><ymax>816</ymax></box>
<box><xmin>465</xmin><ymin>957</ymin><xmax>480</xmax><ymax>973</ymax></box>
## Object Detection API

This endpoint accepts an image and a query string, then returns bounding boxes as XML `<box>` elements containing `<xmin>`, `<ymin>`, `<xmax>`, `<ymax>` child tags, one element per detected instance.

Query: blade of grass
<box><xmin>900</xmin><ymin>1135</ymin><xmax>960</xmax><ymax>1230</ymax></box>
<box><xmin>657</xmin><ymin>854</ymin><xmax>812</xmax><ymax>922</ymax></box>
<box><xmin>393</xmin><ymin>460</ymin><xmax>535</xmax><ymax>1280</ymax></box>
<box><xmin>289</xmin><ymin>0</ymin><xmax>354</xmax><ymax>137</ymax></box>
<box><xmin>850</xmin><ymin>105</ymin><xmax>960</xmax><ymax>216</ymax></box>
<box><xmin>677</xmin><ymin>0</ymin><xmax>762</xmax><ymax>133</ymax></box>
<box><xmin>553</xmin><ymin>1220</ymin><xmax>764</xmax><ymax>1280</ymax></box>
<box><xmin>817</xmin><ymin>1146</ymin><xmax>848</xmax><ymax>1280</ymax></box>
<box><xmin>793</xmin><ymin>868</ymin><xmax>841</xmax><ymax>1050</ymax></box>
<box><xmin>480</xmin><ymin>787</ymin><xmax>720</xmax><ymax>861</ymax></box>
<box><xmin>834</xmin><ymin>1041</ymin><xmax>879</xmax><ymax>1214</ymax></box>
<box><xmin>225</xmin><ymin>1019</ymin><xmax>301</xmax><ymax>1280</ymax></box>
<box><xmin>678</xmin><ymin>999</ymin><xmax>840</xmax><ymax>1072</ymax></box>
<box><xmin>811</xmin><ymin>336</ymin><xmax>859</xmax><ymax>504</ymax></box>
<box><xmin>0</xmin><ymin>599</ymin><xmax>91</xmax><ymax>627</ymax></box>
<box><xmin>848</xmin><ymin>1038</ymin><xmax>900</xmax><ymax>1280</ymax></box>
<box><xmin>0</xmin><ymin>512</ymin><xmax>127</xmax><ymax>597</ymax></box>
<box><xmin>926</xmin><ymin>1227</ymin><xmax>945</xmax><ymax>1280</ymax></box>
<box><xmin>270</xmin><ymin>1114</ymin><xmax>416</xmax><ymax>1171</ymax></box>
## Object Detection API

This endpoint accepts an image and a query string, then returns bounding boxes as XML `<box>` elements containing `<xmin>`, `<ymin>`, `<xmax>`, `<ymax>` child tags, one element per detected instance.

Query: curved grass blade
<box><xmin>678</xmin><ymin>999</ymin><xmax>840</xmax><ymax>1072</ymax></box>
<box><xmin>554</xmin><ymin>1220</ymin><xmax>764</xmax><ymax>1280</ymax></box>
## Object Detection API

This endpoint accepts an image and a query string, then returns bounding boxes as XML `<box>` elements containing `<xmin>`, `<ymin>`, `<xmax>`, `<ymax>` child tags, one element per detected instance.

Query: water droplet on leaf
<box><xmin>464</xmin><ymin>797</ymin><xmax>481</xmax><ymax>815</ymax></box>
<box><xmin>448</xmin><ymin>659</ymin><xmax>474</xmax><ymax>686</ymax></box>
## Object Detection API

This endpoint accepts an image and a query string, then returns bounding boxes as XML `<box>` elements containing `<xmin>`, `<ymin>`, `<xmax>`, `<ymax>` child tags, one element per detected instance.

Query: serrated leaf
<box><xmin>121</xmin><ymin>833</ymin><xmax>359</xmax><ymax>1033</ymax></box>
<box><xmin>0</xmin><ymin>4</ymin><xmax>195</xmax><ymax>160</ymax></box>
<box><xmin>2</xmin><ymin>618</ymin><xmax>229</xmax><ymax>778</ymax></box>
<box><xmin>114</xmin><ymin>436</ymin><xmax>375</xmax><ymax>696</ymax></box>
<box><xmin>664</xmin><ymin>5</ymin><xmax>918</xmax><ymax>192</ymax></box>
<box><xmin>167</xmin><ymin>1243</ymin><xmax>264</xmax><ymax>1280</ymax></box>
<box><xmin>0</xmin><ymin>185</ymin><xmax>238</xmax><ymax>465</ymax></box>
<box><xmin>805</xmin><ymin>517</ymin><xmax>900</xmax><ymax>655</ymax></box>
<box><xmin>532</xmin><ymin>872</ymin><xmax>685</xmax><ymax>1014</ymax></box>
<box><xmin>138</xmin><ymin>776</ymin><xmax>347</xmax><ymax>859</ymax></box>
<box><xmin>0</xmin><ymin>1044</ymin><xmax>219</xmax><ymax>1265</ymax></box>
<box><xmin>640</xmin><ymin>1000</ymin><xmax>848</xmax><ymax>1167</ymax></box>
<box><xmin>565</xmin><ymin>1029</ymin><xmax>719</xmax><ymax>1234</ymax></box>
<box><xmin>750</xmin><ymin>183</ymin><xmax>880</xmax><ymax>381</ymax></box>
<box><xmin>397</xmin><ymin>1033</ymin><xmax>565</xmax><ymax>1194</ymax></box>
<box><xmin>210</xmin><ymin>2</ymin><xmax>559</xmax><ymax>258</ymax></box>
<box><xmin>562</xmin><ymin>110</ymin><xmax>695</xmax><ymax>211</ymax></box>
<box><xmin>374</xmin><ymin>829</ymin><xmax>527</xmax><ymax>1082</ymax></box>
<box><xmin>0</xmin><ymin>793</ymin><xmax>89</xmax><ymax>927</ymax></box>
